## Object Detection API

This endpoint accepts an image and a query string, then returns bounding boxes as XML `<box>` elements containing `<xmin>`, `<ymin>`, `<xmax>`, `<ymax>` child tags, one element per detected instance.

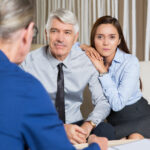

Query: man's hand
<box><xmin>88</xmin><ymin>134</ymin><xmax>108</xmax><ymax>150</ymax></box>
<box><xmin>64</xmin><ymin>124</ymin><xmax>87</xmax><ymax>144</ymax></box>
<box><xmin>81</xmin><ymin>122</ymin><xmax>94</xmax><ymax>138</ymax></box>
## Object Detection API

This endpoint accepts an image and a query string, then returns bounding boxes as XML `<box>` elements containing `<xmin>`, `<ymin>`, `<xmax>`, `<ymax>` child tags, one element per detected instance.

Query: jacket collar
<box><xmin>0</xmin><ymin>50</ymin><xmax>9</xmax><ymax>62</ymax></box>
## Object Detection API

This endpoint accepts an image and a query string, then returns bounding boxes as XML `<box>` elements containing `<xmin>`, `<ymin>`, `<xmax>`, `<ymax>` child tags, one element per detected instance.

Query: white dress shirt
<box><xmin>21</xmin><ymin>42</ymin><xmax>110</xmax><ymax>125</ymax></box>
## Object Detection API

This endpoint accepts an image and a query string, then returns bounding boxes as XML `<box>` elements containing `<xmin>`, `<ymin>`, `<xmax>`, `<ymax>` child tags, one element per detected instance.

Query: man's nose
<box><xmin>56</xmin><ymin>32</ymin><xmax>64</xmax><ymax>42</ymax></box>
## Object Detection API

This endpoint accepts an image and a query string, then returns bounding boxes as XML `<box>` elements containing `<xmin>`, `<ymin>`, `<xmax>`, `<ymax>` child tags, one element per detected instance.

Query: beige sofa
<box><xmin>140</xmin><ymin>61</ymin><xmax>150</xmax><ymax>103</ymax></box>
<box><xmin>30</xmin><ymin>44</ymin><xmax>150</xmax><ymax>117</ymax></box>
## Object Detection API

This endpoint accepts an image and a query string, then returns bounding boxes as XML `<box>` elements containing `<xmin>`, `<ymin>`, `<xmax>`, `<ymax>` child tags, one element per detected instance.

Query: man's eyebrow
<box><xmin>64</xmin><ymin>29</ymin><xmax>72</xmax><ymax>32</ymax></box>
<box><xmin>50</xmin><ymin>28</ymin><xmax>72</xmax><ymax>32</ymax></box>
<box><xmin>50</xmin><ymin>28</ymin><xmax>57</xmax><ymax>30</ymax></box>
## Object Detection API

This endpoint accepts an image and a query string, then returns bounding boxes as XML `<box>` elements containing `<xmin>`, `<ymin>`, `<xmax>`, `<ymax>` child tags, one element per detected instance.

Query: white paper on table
<box><xmin>110</xmin><ymin>139</ymin><xmax>150</xmax><ymax>150</ymax></box>
<box><xmin>108</xmin><ymin>147</ymin><xmax>117</xmax><ymax>150</ymax></box>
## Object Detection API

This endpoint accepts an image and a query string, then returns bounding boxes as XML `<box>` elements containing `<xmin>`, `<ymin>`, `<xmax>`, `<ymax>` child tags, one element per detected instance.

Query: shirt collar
<box><xmin>113</xmin><ymin>48</ymin><xmax>125</xmax><ymax>63</ymax></box>
<box><xmin>47</xmin><ymin>46</ymin><xmax>72</xmax><ymax>70</ymax></box>
<box><xmin>47</xmin><ymin>42</ymin><xmax>81</xmax><ymax>70</ymax></box>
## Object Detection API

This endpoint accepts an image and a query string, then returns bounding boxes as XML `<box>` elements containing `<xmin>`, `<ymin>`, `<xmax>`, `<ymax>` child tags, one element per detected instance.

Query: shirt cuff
<box><xmin>86</xmin><ymin>117</ymin><xmax>102</xmax><ymax>126</ymax></box>
<box><xmin>98</xmin><ymin>73</ymin><xmax>113</xmax><ymax>90</ymax></box>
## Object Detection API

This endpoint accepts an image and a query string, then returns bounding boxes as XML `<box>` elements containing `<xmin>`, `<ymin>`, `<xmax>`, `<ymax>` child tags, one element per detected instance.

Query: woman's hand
<box><xmin>81</xmin><ymin>44</ymin><xmax>102</xmax><ymax>61</ymax></box>
<box><xmin>80</xmin><ymin>44</ymin><xmax>108</xmax><ymax>73</ymax></box>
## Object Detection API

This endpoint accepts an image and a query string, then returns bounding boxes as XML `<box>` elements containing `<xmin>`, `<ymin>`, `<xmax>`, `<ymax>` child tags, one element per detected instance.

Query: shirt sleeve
<box><xmin>86</xmin><ymin>70</ymin><xmax>111</xmax><ymax>126</ymax></box>
<box><xmin>99</xmin><ymin>56</ymin><xmax>140</xmax><ymax>111</ymax></box>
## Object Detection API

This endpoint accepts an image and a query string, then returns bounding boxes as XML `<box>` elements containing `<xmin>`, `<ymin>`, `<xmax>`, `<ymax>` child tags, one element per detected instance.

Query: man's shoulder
<box><xmin>70</xmin><ymin>43</ymin><xmax>99</xmax><ymax>75</ymax></box>
<box><xmin>21</xmin><ymin>45</ymin><xmax>48</xmax><ymax>69</ymax></box>
<box><xmin>71</xmin><ymin>43</ymin><xmax>91</xmax><ymax>62</ymax></box>
<box><xmin>14</xmin><ymin>65</ymin><xmax>41</xmax><ymax>86</ymax></box>
<box><xmin>26</xmin><ymin>45</ymin><xmax>48</xmax><ymax>62</ymax></box>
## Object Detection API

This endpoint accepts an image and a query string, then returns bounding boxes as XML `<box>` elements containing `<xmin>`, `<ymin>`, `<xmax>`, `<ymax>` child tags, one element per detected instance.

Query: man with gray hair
<box><xmin>21</xmin><ymin>8</ymin><xmax>115</xmax><ymax>144</ymax></box>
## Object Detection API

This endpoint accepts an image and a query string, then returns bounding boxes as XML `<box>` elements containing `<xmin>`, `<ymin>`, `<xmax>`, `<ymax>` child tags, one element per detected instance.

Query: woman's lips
<box><xmin>103</xmin><ymin>48</ymin><xmax>110</xmax><ymax>51</ymax></box>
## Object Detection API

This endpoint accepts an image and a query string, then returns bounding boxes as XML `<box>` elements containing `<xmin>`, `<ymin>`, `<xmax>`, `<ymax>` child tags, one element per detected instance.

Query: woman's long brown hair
<box><xmin>90</xmin><ymin>16</ymin><xmax>142</xmax><ymax>90</ymax></box>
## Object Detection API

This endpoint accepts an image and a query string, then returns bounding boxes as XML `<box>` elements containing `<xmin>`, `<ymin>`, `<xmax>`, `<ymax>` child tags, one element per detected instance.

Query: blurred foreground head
<box><xmin>0</xmin><ymin>0</ymin><xmax>34</xmax><ymax>39</ymax></box>
<box><xmin>0</xmin><ymin>0</ymin><xmax>34</xmax><ymax>64</ymax></box>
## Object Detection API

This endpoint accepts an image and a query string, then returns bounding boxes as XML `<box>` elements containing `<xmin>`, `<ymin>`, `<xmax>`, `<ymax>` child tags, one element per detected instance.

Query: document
<box><xmin>74</xmin><ymin>139</ymin><xmax>150</xmax><ymax>150</ymax></box>
<box><xmin>109</xmin><ymin>139</ymin><xmax>150</xmax><ymax>150</ymax></box>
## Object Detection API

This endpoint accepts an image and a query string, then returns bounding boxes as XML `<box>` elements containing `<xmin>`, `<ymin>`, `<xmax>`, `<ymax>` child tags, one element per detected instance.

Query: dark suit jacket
<box><xmin>0</xmin><ymin>50</ymin><xmax>99</xmax><ymax>150</ymax></box>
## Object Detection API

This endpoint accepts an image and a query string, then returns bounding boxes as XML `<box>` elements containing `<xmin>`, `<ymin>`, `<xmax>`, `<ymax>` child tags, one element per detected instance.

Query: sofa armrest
<box><xmin>140</xmin><ymin>61</ymin><xmax>150</xmax><ymax>103</ymax></box>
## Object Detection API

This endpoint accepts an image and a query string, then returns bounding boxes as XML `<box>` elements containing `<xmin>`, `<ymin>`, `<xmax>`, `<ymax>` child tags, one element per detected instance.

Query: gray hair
<box><xmin>45</xmin><ymin>9</ymin><xmax>79</xmax><ymax>34</ymax></box>
<box><xmin>0</xmin><ymin>0</ymin><xmax>34</xmax><ymax>39</ymax></box>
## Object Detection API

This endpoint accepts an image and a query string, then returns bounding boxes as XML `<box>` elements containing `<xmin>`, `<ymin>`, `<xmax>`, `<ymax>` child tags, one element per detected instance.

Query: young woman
<box><xmin>81</xmin><ymin>16</ymin><xmax>150</xmax><ymax>140</ymax></box>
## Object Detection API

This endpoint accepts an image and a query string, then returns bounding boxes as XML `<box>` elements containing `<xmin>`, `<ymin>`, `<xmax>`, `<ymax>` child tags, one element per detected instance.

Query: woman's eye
<box><xmin>110</xmin><ymin>35</ymin><xmax>115</xmax><ymax>39</ymax></box>
<box><xmin>97</xmin><ymin>35</ymin><xmax>103</xmax><ymax>39</ymax></box>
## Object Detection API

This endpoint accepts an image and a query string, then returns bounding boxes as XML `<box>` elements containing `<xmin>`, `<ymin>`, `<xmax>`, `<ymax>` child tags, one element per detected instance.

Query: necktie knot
<box><xmin>57</xmin><ymin>63</ymin><xmax>63</xmax><ymax>70</ymax></box>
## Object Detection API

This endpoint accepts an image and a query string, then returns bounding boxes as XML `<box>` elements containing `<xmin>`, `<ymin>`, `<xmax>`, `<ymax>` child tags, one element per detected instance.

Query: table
<box><xmin>74</xmin><ymin>139</ymin><xmax>138</xmax><ymax>149</ymax></box>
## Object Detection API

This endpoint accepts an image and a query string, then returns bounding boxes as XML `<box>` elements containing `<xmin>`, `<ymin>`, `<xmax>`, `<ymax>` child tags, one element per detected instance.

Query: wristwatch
<box><xmin>89</xmin><ymin>121</ymin><xmax>96</xmax><ymax>128</ymax></box>
<box><xmin>99</xmin><ymin>72</ymin><xmax>108</xmax><ymax>77</ymax></box>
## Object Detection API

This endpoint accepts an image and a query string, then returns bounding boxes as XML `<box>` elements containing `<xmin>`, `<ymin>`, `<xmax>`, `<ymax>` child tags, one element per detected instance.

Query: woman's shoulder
<box><xmin>125</xmin><ymin>53</ymin><xmax>139</xmax><ymax>65</ymax></box>
<box><xmin>118</xmin><ymin>49</ymin><xmax>139</xmax><ymax>65</ymax></box>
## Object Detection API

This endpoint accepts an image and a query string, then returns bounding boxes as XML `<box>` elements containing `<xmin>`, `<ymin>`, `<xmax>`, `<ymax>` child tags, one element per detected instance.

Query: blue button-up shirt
<box><xmin>99</xmin><ymin>49</ymin><xmax>142</xmax><ymax>112</ymax></box>
<box><xmin>21</xmin><ymin>42</ymin><xmax>110</xmax><ymax>125</ymax></box>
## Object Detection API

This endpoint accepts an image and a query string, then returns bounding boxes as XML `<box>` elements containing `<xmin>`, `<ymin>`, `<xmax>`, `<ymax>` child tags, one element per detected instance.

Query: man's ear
<box><xmin>23</xmin><ymin>22</ymin><xmax>34</xmax><ymax>45</ymax></box>
<box><xmin>74</xmin><ymin>32</ymin><xmax>79</xmax><ymax>44</ymax></box>
<box><xmin>45</xmin><ymin>29</ymin><xmax>48</xmax><ymax>41</ymax></box>
<box><xmin>19</xmin><ymin>22</ymin><xmax>34</xmax><ymax>53</ymax></box>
